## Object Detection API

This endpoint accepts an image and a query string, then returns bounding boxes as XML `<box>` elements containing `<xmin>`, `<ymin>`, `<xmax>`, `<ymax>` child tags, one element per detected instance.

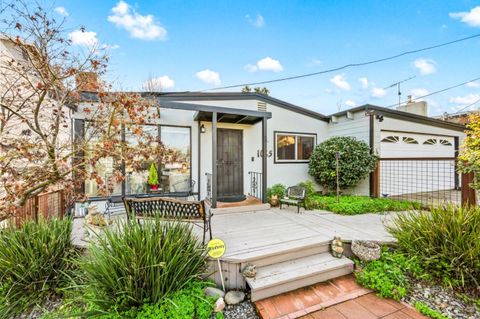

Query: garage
<box><xmin>379</xmin><ymin>131</ymin><xmax>455</xmax><ymax>158</ymax></box>
<box><xmin>378</xmin><ymin>130</ymin><xmax>459</xmax><ymax>204</ymax></box>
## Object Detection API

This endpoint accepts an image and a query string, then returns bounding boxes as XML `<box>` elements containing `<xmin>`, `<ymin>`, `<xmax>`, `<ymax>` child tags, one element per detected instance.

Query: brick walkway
<box><xmin>254</xmin><ymin>275</ymin><xmax>427</xmax><ymax>319</ymax></box>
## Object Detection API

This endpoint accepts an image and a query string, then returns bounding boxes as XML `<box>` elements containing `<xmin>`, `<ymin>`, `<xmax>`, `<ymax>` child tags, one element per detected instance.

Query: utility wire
<box><xmin>450</xmin><ymin>97</ymin><xmax>480</xmax><ymax>115</ymax></box>
<box><xmin>198</xmin><ymin>33</ymin><xmax>480</xmax><ymax>92</ymax></box>
<box><xmin>385</xmin><ymin>76</ymin><xmax>480</xmax><ymax>109</ymax></box>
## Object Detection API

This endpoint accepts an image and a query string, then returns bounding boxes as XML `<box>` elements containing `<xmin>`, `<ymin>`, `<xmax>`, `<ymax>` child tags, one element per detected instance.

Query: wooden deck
<box><xmin>203</xmin><ymin>207</ymin><xmax>395</xmax><ymax>290</ymax></box>
<box><xmin>72</xmin><ymin>206</ymin><xmax>396</xmax><ymax>292</ymax></box>
<box><xmin>207</xmin><ymin>208</ymin><xmax>394</xmax><ymax>261</ymax></box>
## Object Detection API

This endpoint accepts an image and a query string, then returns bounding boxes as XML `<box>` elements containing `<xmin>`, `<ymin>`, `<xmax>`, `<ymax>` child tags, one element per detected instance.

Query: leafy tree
<box><xmin>308</xmin><ymin>136</ymin><xmax>377</xmax><ymax>192</ymax></box>
<box><xmin>241</xmin><ymin>85</ymin><xmax>270</xmax><ymax>95</ymax></box>
<box><xmin>0</xmin><ymin>1</ymin><xmax>167</xmax><ymax>220</ymax></box>
<box><xmin>458</xmin><ymin>113</ymin><xmax>480</xmax><ymax>190</ymax></box>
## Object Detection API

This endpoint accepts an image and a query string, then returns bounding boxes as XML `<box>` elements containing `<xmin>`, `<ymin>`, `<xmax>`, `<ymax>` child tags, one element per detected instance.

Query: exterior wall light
<box><xmin>200</xmin><ymin>124</ymin><xmax>206</xmax><ymax>133</ymax></box>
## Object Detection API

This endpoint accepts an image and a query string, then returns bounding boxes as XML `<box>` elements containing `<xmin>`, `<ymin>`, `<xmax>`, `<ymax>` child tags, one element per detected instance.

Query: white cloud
<box><xmin>449</xmin><ymin>93</ymin><xmax>480</xmax><ymax>105</ymax></box>
<box><xmin>371</xmin><ymin>87</ymin><xmax>387</xmax><ymax>98</ymax></box>
<box><xmin>54</xmin><ymin>7</ymin><xmax>69</xmax><ymax>16</ymax></box>
<box><xmin>359</xmin><ymin>77</ymin><xmax>369</xmax><ymax>89</ymax></box>
<box><xmin>196</xmin><ymin>69</ymin><xmax>221</xmax><ymax>86</ymax></box>
<box><xmin>246</xmin><ymin>57</ymin><xmax>283</xmax><ymax>72</ymax></box>
<box><xmin>345</xmin><ymin>100</ymin><xmax>356</xmax><ymax>107</ymax></box>
<box><xmin>108</xmin><ymin>0</ymin><xmax>167</xmax><ymax>40</ymax></box>
<box><xmin>330</xmin><ymin>74</ymin><xmax>351</xmax><ymax>91</ymax></box>
<box><xmin>69</xmin><ymin>30</ymin><xmax>98</xmax><ymax>47</ymax></box>
<box><xmin>100</xmin><ymin>43</ymin><xmax>120</xmax><ymax>50</ymax></box>
<box><xmin>246</xmin><ymin>13</ymin><xmax>265</xmax><ymax>28</ymax></box>
<box><xmin>449</xmin><ymin>6</ymin><xmax>480</xmax><ymax>27</ymax></box>
<box><xmin>413</xmin><ymin>58</ymin><xmax>437</xmax><ymax>75</ymax></box>
<box><xmin>410</xmin><ymin>88</ymin><xmax>429</xmax><ymax>99</ymax></box>
<box><xmin>144</xmin><ymin>75</ymin><xmax>175</xmax><ymax>90</ymax></box>
<box><xmin>466</xmin><ymin>81</ymin><xmax>480</xmax><ymax>88</ymax></box>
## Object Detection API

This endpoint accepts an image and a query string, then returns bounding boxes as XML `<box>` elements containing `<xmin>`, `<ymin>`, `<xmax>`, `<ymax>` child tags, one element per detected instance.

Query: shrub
<box><xmin>136</xmin><ymin>281</ymin><xmax>216</xmax><ymax>319</ymax></box>
<box><xmin>308</xmin><ymin>136</ymin><xmax>377</xmax><ymax>192</ymax></box>
<box><xmin>297</xmin><ymin>180</ymin><xmax>317</xmax><ymax>209</ymax></box>
<box><xmin>458</xmin><ymin>113</ymin><xmax>480</xmax><ymax>190</ymax></box>
<box><xmin>79</xmin><ymin>218</ymin><xmax>208</xmax><ymax>312</ymax></box>
<box><xmin>266</xmin><ymin>183</ymin><xmax>286</xmax><ymax>200</ymax></box>
<box><xmin>387</xmin><ymin>205</ymin><xmax>480</xmax><ymax>287</ymax></box>
<box><xmin>355</xmin><ymin>249</ymin><xmax>428</xmax><ymax>301</ymax></box>
<box><xmin>0</xmin><ymin>218</ymin><xmax>75</xmax><ymax>319</ymax></box>
<box><xmin>41</xmin><ymin>281</ymin><xmax>217</xmax><ymax>319</ymax></box>
<box><xmin>308</xmin><ymin>195</ymin><xmax>418</xmax><ymax>215</ymax></box>
<box><xmin>414</xmin><ymin>302</ymin><xmax>449</xmax><ymax>319</ymax></box>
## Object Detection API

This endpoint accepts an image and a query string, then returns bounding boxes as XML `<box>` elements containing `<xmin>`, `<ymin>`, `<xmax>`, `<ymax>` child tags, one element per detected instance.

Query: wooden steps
<box><xmin>245</xmin><ymin>248</ymin><xmax>354</xmax><ymax>302</ymax></box>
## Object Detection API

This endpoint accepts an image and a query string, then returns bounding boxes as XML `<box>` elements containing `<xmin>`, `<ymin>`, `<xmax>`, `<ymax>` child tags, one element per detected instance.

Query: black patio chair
<box><xmin>279</xmin><ymin>186</ymin><xmax>306</xmax><ymax>213</ymax></box>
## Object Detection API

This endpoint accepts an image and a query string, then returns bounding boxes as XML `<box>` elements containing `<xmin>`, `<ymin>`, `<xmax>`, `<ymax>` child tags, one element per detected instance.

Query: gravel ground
<box><xmin>222</xmin><ymin>300</ymin><xmax>260</xmax><ymax>319</ymax></box>
<box><xmin>404</xmin><ymin>279</ymin><xmax>480</xmax><ymax>319</ymax></box>
<box><xmin>13</xmin><ymin>294</ymin><xmax>62</xmax><ymax>319</ymax></box>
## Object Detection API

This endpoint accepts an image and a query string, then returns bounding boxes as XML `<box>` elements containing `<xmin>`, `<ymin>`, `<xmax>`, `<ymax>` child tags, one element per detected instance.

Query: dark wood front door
<box><xmin>217</xmin><ymin>129</ymin><xmax>243</xmax><ymax>199</ymax></box>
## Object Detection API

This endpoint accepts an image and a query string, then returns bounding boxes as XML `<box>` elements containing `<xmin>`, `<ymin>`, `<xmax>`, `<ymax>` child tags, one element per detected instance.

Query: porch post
<box><xmin>212</xmin><ymin>112</ymin><xmax>218</xmax><ymax>208</ymax></box>
<box><xmin>262</xmin><ymin>116</ymin><xmax>267</xmax><ymax>203</ymax></box>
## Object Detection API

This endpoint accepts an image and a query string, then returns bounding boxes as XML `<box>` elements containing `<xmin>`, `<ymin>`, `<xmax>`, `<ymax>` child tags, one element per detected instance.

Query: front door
<box><xmin>217</xmin><ymin>129</ymin><xmax>243</xmax><ymax>199</ymax></box>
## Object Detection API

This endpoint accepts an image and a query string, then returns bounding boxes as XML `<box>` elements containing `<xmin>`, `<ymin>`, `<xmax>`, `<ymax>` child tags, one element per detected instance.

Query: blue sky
<box><xmin>49</xmin><ymin>0</ymin><xmax>480</xmax><ymax>115</ymax></box>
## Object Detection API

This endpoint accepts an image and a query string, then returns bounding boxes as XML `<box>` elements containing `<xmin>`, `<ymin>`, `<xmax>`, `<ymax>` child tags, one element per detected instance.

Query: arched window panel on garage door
<box><xmin>402</xmin><ymin>137</ymin><xmax>418</xmax><ymax>144</ymax></box>
<box><xmin>423</xmin><ymin>138</ymin><xmax>437</xmax><ymax>145</ymax></box>
<box><xmin>381</xmin><ymin>136</ymin><xmax>399</xmax><ymax>143</ymax></box>
<box><xmin>439</xmin><ymin>139</ymin><xmax>452</xmax><ymax>146</ymax></box>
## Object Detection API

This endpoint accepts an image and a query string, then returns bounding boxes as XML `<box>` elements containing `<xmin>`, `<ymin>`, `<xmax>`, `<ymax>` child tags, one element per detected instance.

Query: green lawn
<box><xmin>308</xmin><ymin>195</ymin><xmax>420</xmax><ymax>215</ymax></box>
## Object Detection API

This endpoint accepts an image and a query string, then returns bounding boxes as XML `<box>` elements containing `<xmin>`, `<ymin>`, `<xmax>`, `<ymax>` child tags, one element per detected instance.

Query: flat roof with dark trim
<box><xmin>330</xmin><ymin>104</ymin><xmax>466</xmax><ymax>132</ymax></box>
<box><xmin>155</xmin><ymin>92</ymin><xmax>330</xmax><ymax>122</ymax></box>
<box><xmin>78</xmin><ymin>91</ymin><xmax>466</xmax><ymax>132</ymax></box>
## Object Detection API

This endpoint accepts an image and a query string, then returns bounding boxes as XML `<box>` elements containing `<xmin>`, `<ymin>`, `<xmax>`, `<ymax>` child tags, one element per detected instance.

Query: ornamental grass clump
<box><xmin>79</xmin><ymin>218</ymin><xmax>208</xmax><ymax>313</ymax></box>
<box><xmin>0</xmin><ymin>218</ymin><xmax>75</xmax><ymax>319</ymax></box>
<box><xmin>387</xmin><ymin>205</ymin><xmax>480</xmax><ymax>287</ymax></box>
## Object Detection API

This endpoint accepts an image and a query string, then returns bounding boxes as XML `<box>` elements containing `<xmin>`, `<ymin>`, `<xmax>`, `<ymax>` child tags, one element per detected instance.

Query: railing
<box><xmin>205</xmin><ymin>173</ymin><xmax>212</xmax><ymax>201</ymax></box>
<box><xmin>377</xmin><ymin>157</ymin><xmax>461</xmax><ymax>207</ymax></box>
<box><xmin>13</xmin><ymin>189</ymin><xmax>67</xmax><ymax>226</ymax></box>
<box><xmin>248</xmin><ymin>171</ymin><xmax>262</xmax><ymax>200</ymax></box>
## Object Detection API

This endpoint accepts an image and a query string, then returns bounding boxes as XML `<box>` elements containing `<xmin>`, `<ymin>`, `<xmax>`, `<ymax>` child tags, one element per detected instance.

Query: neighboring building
<box><xmin>436</xmin><ymin>111</ymin><xmax>475</xmax><ymax>125</ymax></box>
<box><xmin>72</xmin><ymin>75</ymin><xmax>466</xmax><ymax>209</ymax></box>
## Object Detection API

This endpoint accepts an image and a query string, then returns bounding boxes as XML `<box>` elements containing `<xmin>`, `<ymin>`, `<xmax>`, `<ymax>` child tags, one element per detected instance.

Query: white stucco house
<box><xmin>73</xmin><ymin>86</ymin><xmax>466</xmax><ymax>208</ymax></box>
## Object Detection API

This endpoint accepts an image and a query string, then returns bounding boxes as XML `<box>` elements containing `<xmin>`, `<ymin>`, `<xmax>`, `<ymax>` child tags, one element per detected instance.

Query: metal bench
<box><xmin>123</xmin><ymin>196</ymin><xmax>212</xmax><ymax>244</ymax></box>
<box><xmin>279</xmin><ymin>186</ymin><xmax>306</xmax><ymax>214</ymax></box>
<box><xmin>105</xmin><ymin>195</ymin><xmax>126</xmax><ymax>218</ymax></box>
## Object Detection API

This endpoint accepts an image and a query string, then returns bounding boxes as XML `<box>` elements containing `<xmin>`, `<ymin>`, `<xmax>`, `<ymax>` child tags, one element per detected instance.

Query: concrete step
<box><xmin>238</xmin><ymin>239</ymin><xmax>331</xmax><ymax>268</ymax></box>
<box><xmin>247</xmin><ymin>253</ymin><xmax>354</xmax><ymax>302</ymax></box>
<box><xmin>210</xmin><ymin>203</ymin><xmax>271</xmax><ymax>215</ymax></box>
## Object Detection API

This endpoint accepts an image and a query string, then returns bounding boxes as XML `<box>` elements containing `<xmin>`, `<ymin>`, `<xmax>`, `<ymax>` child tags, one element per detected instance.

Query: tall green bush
<box><xmin>79</xmin><ymin>219</ymin><xmax>207</xmax><ymax>312</ymax></box>
<box><xmin>308</xmin><ymin>136</ymin><xmax>377</xmax><ymax>192</ymax></box>
<box><xmin>387</xmin><ymin>205</ymin><xmax>480</xmax><ymax>287</ymax></box>
<box><xmin>0</xmin><ymin>218</ymin><xmax>75</xmax><ymax>319</ymax></box>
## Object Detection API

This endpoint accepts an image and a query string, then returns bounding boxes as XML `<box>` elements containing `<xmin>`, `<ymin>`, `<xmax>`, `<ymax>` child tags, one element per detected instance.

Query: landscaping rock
<box><xmin>351</xmin><ymin>240</ymin><xmax>381</xmax><ymax>261</ymax></box>
<box><xmin>204</xmin><ymin>286</ymin><xmax>225</xmax><ymax>298</ymax></box>
<box><xmin>214</xmin><ymin>297</ymin><xmax>225</xmax><ymax>312</ymax></box>
<box><xmin>404</xmin><ymin>278</ymin><xmax>480</xmax><ymax>319</ymax></box>
<box><xmin>225</xmin><ymin>290</ymin><xmax>245</xmax><ymax>305</ymax></box>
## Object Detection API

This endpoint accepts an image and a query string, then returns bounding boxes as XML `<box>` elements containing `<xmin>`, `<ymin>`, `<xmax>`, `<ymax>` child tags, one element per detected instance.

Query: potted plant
<box><xmin>148</xmin><ymin>163</ymin><xmax>159</xmax><ymax>190</ymax></box>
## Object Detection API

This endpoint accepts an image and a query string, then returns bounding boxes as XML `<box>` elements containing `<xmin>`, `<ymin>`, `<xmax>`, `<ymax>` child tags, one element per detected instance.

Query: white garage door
<box><xmin>380</xmin><ymin>131</ymin><xmax>454</xmax><ymax>158</ymax></box>
<box><xmin>379</xmin><ymin>131</ymin><xmax>457</xmax><ymax>197</ymax></box>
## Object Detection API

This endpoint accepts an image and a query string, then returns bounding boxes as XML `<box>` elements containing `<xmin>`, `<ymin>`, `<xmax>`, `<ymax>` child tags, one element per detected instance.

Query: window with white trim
<box><xmin>275</xmin><ymin>132</ymin><xmax>316</xmax><ymax>162</ymax></box>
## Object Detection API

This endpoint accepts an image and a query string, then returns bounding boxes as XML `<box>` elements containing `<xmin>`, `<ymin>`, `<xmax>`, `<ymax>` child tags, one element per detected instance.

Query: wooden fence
<box><xmin>13</xmin><ymin>189</ymin><xmax>66</xmax><ymax>226</ymax></box>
